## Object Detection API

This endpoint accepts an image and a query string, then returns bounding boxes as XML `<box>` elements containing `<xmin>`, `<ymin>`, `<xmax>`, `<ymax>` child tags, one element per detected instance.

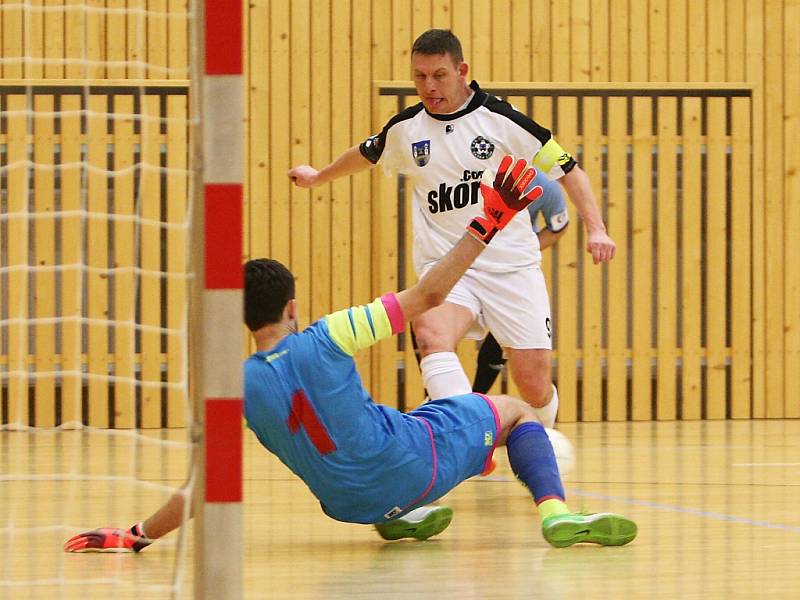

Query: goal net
<box><xmin>0</xmin><ymin>0</ymin><xmax>199</xmax><ymax>596</ymax></box>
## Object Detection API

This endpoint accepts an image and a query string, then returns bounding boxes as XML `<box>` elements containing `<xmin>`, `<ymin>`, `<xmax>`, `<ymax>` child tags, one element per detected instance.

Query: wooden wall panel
<box><xmin>4</xmin><ymin>0</ymin><xmax>799</xmax><ymax>424</ymax></box>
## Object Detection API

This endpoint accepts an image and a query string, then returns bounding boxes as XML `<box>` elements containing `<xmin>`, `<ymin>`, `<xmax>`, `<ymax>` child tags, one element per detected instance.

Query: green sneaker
<box><xmin>374</xmin><ymin>506</ymin><xmax>453</xmax><ymax>541</ymax></box>
<box><xmin>541</xmin><ymin>512</ymin><xmax>637</xmax><ymax>548</ymax></box>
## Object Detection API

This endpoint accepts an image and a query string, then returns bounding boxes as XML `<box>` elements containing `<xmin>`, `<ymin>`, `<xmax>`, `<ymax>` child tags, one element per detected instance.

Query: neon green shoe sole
<box><xmin>374</xmin><ymin>506</ymin><xmax>453</xmax><ymax>541</ymax></box>
<box><xmin>542</xmin><ymin>512</ymin><xmax>637</xmax><ymax>548</ymax></box>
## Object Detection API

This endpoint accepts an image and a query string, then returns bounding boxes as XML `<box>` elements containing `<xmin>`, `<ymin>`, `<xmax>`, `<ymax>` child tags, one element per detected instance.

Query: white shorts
<box><xmin>421</xmin><ymin>265</ymin><xmax>552</xmax><ymax>350</ymax></box>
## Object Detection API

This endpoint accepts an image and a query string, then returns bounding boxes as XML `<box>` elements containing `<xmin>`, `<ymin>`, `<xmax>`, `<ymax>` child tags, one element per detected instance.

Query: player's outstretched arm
<box><xmin>64</xmin><ymin>487</ymin><xmax>189</xmax><ymax>553</ymax></box>
<box><xmin>288</xmin><ymin>145</ymin><xmax>372</xmax><ymax>188</ymax></box>
<box><xmin>559</xmin><ymin>166</ymin><xmax>616</xmax><ymax>263</ymax></box>
<box><xmin>396</xmin><ymin>155</ymin><xmax>542</xmax><ymax>321</ymax></box>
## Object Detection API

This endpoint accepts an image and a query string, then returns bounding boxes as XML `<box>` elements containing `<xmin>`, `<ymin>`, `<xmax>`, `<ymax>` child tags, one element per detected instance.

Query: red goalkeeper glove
<box><xmin>64</xmin><ymin>522</ymin><xmax>152</xmax><ymax>553</ymax></box>
<box><xmin>467</xmin><ymin>155</ymin><xmax>544</xmax><ymax>244</ymax></box>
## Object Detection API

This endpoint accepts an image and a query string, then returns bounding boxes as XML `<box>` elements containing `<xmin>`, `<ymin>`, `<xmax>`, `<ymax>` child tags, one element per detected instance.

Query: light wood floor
<box><xmin>2</xmin><ymin>420</ymin><xmax>799</xmax><ymax>599</ymax></box>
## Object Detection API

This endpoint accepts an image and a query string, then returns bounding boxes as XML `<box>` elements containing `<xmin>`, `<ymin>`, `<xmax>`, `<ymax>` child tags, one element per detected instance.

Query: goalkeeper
<box><xmin>65</xmin><ymin>157</ymin><xmax>636</xmax><ymax>552</ymax></box>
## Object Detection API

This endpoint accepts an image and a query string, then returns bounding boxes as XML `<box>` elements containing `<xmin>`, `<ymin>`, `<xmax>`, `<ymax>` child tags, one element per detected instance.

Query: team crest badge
<box><xmin>411</xmin><ymin>140</ymin><xmax>431</xmax><ymax>167</ymax></box>
<box><xmin>470</xmin><ymin>135</ymin><xmax>495</xmax><ymax>159</ymax></box>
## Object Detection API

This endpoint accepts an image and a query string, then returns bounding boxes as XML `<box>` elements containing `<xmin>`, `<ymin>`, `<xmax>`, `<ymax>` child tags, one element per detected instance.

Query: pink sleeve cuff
<box><xmin>380</xmin><ymin>293</ymin><xmax>406</xmax><ymax>334</ymax></box>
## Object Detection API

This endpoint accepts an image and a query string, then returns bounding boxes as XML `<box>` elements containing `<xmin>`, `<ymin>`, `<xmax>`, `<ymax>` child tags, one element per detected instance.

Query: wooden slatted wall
<box><xmin>245</xmin><ymin>0</ymin><xmax>799</xmax><ymax>421</ymax></box>
<box><xmin>0</xmin><ymin>84</ymin><xmax>190</xmax><ymax>428</ymax></box>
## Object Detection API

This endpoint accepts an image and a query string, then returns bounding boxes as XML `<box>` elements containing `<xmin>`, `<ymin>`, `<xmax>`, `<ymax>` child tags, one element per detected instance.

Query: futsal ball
<box><xmin>545</xmin><ymin>428</ymin><xmax>575</xmax><ymax>479</ymax></box>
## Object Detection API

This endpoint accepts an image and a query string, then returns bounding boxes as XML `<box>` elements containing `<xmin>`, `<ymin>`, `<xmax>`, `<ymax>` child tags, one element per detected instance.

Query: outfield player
<box><xmin>64</xmin><ymin>157</ymin><xmax>636</xmax><ymax>552</ymax></box>
<box><xmin>473</xmin><ymin>173</ymin><xmax>569</xmax><ymax>394</ymax></box>
<box><xmin>289</xmin><ymin>29</ymin><xmax>615</xmax><ymax>429</ymax></box>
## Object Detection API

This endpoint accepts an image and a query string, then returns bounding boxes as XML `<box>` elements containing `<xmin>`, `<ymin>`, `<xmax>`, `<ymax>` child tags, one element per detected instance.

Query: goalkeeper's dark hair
<box><xmin>411</xmin><ymin>29</ymin><xmax>464</xmax><ymax>63</ymax></box>
<box><xmin>244</xmin><ymin>258</ymin><xmax>295</xmax><ymax>331</ymax></box>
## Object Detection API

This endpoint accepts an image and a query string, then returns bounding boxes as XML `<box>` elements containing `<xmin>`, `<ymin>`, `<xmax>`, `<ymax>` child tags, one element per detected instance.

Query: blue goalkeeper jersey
<box><xmin>243</xmin><ymin>294</ymin><xmax>438</xmax><ymax>523</ymax></box>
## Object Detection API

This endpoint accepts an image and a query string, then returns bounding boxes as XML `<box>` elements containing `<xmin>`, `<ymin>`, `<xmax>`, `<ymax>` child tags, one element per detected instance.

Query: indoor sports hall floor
<box><xmin>2</xmin><ymin>419</ymin><xmax>799</xmax><ymax>599</ymax></box>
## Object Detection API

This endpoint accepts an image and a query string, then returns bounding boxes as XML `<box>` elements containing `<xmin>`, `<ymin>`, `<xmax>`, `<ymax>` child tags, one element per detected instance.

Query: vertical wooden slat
<box><xmin>745</xmin><ymin>0</ymin><xmax>765</xmax><ymax>418</ymax></box>
<box><xmin>106</xmin><ymin>0</ymin><xmax>126</xmax><ymax>79</ymax></box>
<box><xmin>432</xmin><ymin>0</ymin><xmax>452</xmax><ymax>29</ymax></box>
<box><xmin>730</xmin><ymin>97</ymin><xmax>752</xmax><ymax>418</ymax></box>
<box><xmin>28</xmin><ymin>0</ymin><xmax>45</xmax><ymax>79</ymax></box>
<box><xmin>681</xmin><ymin>97</ymin><xmax>703</xmax><ymax>419</ymax></box>
<box><xmin>64</xmin><ymin>0</ymin><xmax>84</xmax><ymax>78</ymax></box>
<box><xmin>668</xmin><ymin>0</ymin><xmax>688</xmax><ymax>81</ymax></box>
<box><xmin>572</xmin><ymin>0</ymin><xmax>590</xmax><ymax>81</ymax></box>
<box><xmin>127</xmin><ymin>0</ymin><xmax>145</xmax><ymax>79</ymax></box>
<box><xmin>330</xmin><ymin>1</ymin><xmax>352</xmax><ymax>314</ymax></box>
<box><xmin>706</xmin><ymin>0</ymin><xmax>726</xmax><ymax>81</ymax></box>
<box><xmin>550</xmin><ymin>1</ymin><xmax>570</xmax><ymax>80</ymax></box>
<box><xmin>726</xmin><ymin>0</ymin><xmax>746</xmax><ymax>82</ymax></box>
<box><xmin>705</xmin><ymin>97</ymin><xmax>727</xmax><ymax>418</ymax></box>
<box><xmin>310</xmin><ymin>0</ymin><xmax>332</xmax><ymax>320</ymax></box>
<box><xmin>590</xmin><ymin>0</ymin><xmax>609</xmax><ymax>81</ymax></box>
<box><xmin>630</xmin><ymin>97</ymin><xmax>653</xmax><ymax>420</ymax></box>
<box><xmin>85</xmin><ymin>0</ymin><xmax>106</xmax><ymax>79</ymax></box>
<box><xmin>687</xmin><ymin>0</ymin><xmax>706</xmax><ymax>81</ymax></box>
<box><xmin>451</xmin><ymin>0</ymin><xmax>471</xmax><ymax>69</ymax></box>
<box><xmin>352</xmin><ymin>2</ymin><xmax>381</xmax><ymax>393</ymax></box>
<box><xmin>269</xmin><ymin>1</ymin><xmax>290</xmax><ymax>266</ymax></box>
<box><xmin>412</xmin><ymin>0</ymin><xmax>432</xmax><ymax>37</ymax></box>
<box><xmin>511</xmin><ymin>0</ymin><xmax>532</xmax><ymax>81</ymax></box>
<box><xmin>247</xmin><ymin>0</ymin><xmax>270</xmax><ymax>260</ymax></box>
<box><xmin>166</xmin><ymin>94</ymin><xmax>188</xmax><ymax>427</ymax></box>
<box><xmin>554</xmin><ymin>97</ymin><xmax>578</xmax><ymax>422</ymax></box>
<box><xmin>148</xmin><ymin>0</ymin><xmax>168</xmax><ymax>79</ymax></box>
<box><xmin>112</xmin><ymin>95</ymin><xmax>136</xmax><ymax>429</ymax></box>
<box><xmin>656</xmin><ymin>97</ymin><xmax>678</xmax><ymax>420</ymax></box>
<box><xmin>581</xmin><ymin>97</ymin><xmax>603</xmax><ymax>421</ymax></box>
<box><xmin>33</xmin><ymin>95</ymin><xmax>56</xmax><ymax>427</ymax></box>
<box><xmin>7</xmin><ymin>96</ymin><xmax>30</xmax><ymax>426</ymax></box>
<box><xmin>649</xmin><ymin>0</ymin><xmax>668</xmax><ymax>81</ymax></box>
<box><xmin>608</xmin><ymin>0</ymin><xmax>628</xmax><ymax>81</ymax></box>
<box><xmin>764</xmin><ymin>0</ymin><xmax>784</xmax><ymax>417</ymax></box>
<box><xmin>471</xmin><ymin>0</ymin><xmax>491</xmax><ymax>78</ymax></box>
<box><xmin>2</xmin><ymin>1</ymin><xmax>24</xmax><ymax>78</ymax></box>
<box><xmin>374</xmin><ymin>93</ymin><xmax>399</xmax><ymax>408</ymax></box>
<box><xmin>606</xmin><ymin>97</ymin><xmax>628</xmax><ymax>420</ymax></box>
<box><xmin>60</xmin><ymin>94</ymin><xmax>83</xmax><ymax>424</ymax></box>
<box><xmin>490</xmin><ymin>0</ymin><xmax>511</xmax><ymax>81</ymax></box>
<box><xmin>629</xmin><ymin>0</ymin><xmax>648</xmax><ymax>80</ymax></box>
<box><xmin>86</xmin><ymin>94</ymin><xmax>109</xmax><ymax>427</ymax></box>
<box><xmin>392</xmin><ymin>0</ymin><xmax>412</xmax><ymax>79</ymax></box>
<box><xmin>531</xmin><ymin>0</ymin><xmax>552</xmax><ymax>80</ymax></box>
<box><xmin>139</xmin><ymin>94</ymin><xmax>162</xmax><ymax>427</ymax></box>
<box><xmin>168</xmin><ymin>0</ymin><xmax>189</xmax><ymax>79</ymax></box>
<box><xmin>44</xmin><ymin>0</ymin><xmax>64</xmax><ymax>78</ymax></box>
<box><xmin>290</xmin><ymin>0</ymin><xmax>311</xmax><ymax>330</ymax></box>
<box><xmin>783</xmin><ymin>1</ymin><xmax>800</xmax><ymax>417</ymax></box>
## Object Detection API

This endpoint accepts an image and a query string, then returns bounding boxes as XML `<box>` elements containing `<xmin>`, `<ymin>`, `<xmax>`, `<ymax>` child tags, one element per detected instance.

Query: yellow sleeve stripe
<box><xmin>534</xmin><ymin>138</ymin><xmax>573</xmax><ymax>176</ymax></box>
<box><xmin>325</xmin><ymin>297</ymin><xmax>394</xmax><ymax>356</ymax></box>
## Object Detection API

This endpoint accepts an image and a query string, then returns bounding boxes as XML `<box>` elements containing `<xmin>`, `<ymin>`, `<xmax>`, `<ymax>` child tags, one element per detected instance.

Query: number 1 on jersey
<box><xmin>286</xmin><ymin>390</ymin><xmax>337</xmax><ymax>455</ymax></box>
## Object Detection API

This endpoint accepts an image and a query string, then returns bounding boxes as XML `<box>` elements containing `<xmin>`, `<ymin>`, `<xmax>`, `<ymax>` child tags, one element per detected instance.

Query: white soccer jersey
<box><xmin>360</xmin><ymin>81</ymin><xmax>577</xmax><ymax>274</ymax></box>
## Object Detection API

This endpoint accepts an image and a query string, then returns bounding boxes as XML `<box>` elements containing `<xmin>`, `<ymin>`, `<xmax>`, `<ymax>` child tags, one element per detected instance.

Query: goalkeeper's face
<box><xmin>412</xmin><ymin>52</ymin><xmax>470</xmax><ymax>114</ymax></box>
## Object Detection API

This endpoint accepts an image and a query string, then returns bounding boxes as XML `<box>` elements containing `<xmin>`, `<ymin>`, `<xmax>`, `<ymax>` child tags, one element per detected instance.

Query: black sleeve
<box><xmin>484</xmin><ymin>95</ymin><xmax>578</xmax><ymax>174</ymax></box>
<box><xmin>358</xmin><ymin>103</ymin><xmax>425</xmax><ymax>165</ymax></box>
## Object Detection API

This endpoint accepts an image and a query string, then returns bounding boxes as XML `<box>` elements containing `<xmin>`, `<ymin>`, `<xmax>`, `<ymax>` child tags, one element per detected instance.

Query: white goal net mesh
<box><xmin>0</xmin><ymin>0</ymin><xmax>197</xmax><ymax>597</ymax></box>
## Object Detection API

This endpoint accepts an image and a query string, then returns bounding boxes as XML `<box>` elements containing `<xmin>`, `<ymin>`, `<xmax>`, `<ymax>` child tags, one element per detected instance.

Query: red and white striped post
<box><xmin>193</xmin><ymin>0</ymin><xmax>243</xmax><ymax>598</ymax></box>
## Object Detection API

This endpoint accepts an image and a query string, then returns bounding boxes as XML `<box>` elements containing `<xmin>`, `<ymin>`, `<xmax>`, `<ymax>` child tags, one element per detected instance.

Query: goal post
<box><xmin>192</xmin><ymin>0</ymin><xmax>245</xmax><ymax>598</ymax></box>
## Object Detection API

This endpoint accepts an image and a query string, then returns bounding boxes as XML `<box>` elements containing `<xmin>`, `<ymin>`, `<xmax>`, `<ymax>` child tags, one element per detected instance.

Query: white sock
<box><xmin>534</xmin><ymin>384</ymin><xmax>559</xmax><ymax>428</ymax></box>
<box><xmin>420</xmin><ymin>352</ymin><xmax>471</xmax><ymax>400</ymax></box>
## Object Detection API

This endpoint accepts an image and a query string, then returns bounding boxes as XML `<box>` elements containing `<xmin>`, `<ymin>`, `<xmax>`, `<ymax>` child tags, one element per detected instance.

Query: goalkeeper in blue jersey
<box><xmin>473</xmin><ymin>171</ymin><xmax>569</xmax><ymax>394</ymax></box>
<box><xmin>64</xmin><ymin>157</ymin><xmax>636</xmax><ymax>552</ymax></box>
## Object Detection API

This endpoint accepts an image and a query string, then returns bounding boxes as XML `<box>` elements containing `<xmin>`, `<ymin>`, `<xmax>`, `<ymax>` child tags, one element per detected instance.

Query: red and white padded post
<box><xmin>195</xmin><ymin>0</ymin><xmax>243</xmax><ymax>598</ymax></box>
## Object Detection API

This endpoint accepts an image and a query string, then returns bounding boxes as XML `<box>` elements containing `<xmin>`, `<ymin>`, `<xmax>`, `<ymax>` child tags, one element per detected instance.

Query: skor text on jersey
<box><xmin>427</xmin><ymin>169</ymin><xmax>484</xmax><ymax>214</ymax></box>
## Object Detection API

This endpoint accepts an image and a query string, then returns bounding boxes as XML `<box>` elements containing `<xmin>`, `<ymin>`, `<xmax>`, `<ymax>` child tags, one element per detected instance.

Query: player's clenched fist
<box><xmin>467</xmin><ymin>155</ymin><xmax>544</xmax><ymax>244</ymax></box>
<box><xmin>287</xmin><ymin>165</ymin><xmax>320</xmax><ymax>188</ymax></box>
<box><xmin>64</xmin><ymin>523</ymin><xmax>151</xmax><ymax>553</ymax></box>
